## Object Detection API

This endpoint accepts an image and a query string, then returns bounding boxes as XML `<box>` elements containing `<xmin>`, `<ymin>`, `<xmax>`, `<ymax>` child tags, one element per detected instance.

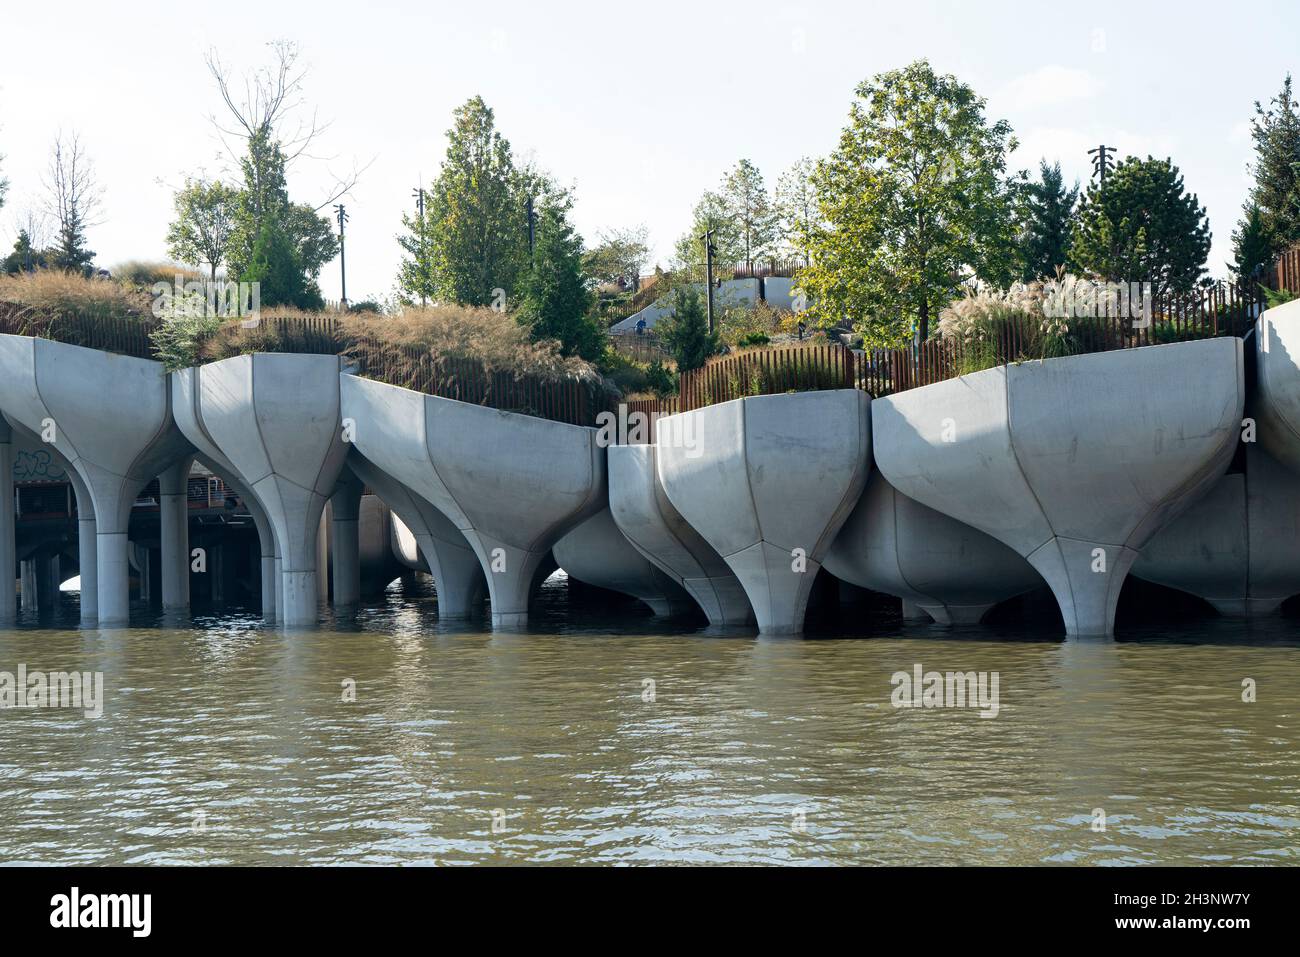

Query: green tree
<box><xmin>721</xmin><ymin>159</ymin><xmax>776</xmax><ymax>267</ymax></box>
<box><xmin>774</xmin><ymin>157</ymin><xmax>821</xmax><ymax>265</ymax></box>
<box><xmin>659</xmin><ymin>287</ymin><xmax>719</xmax><ymax>372</ymax></box>
<box><xmin>240</xmin><ymin>213</ymin><xmax>323</xmax><ymax>310</ymax></box>
<box><xmin>514</xmin><ymin>190</ymin><xmax>600</xmax><ymax>360</ymax></box>
<box><xmin>1018</xmin><ymin>160</ymin><xmax>1079</xmax><ymax>280</ymax></box>
<box><xmin>2</xmin><ymin>230</ymin><xmax>45</xmax><ymax>274</ymax></box>
<box><xmin>166</xmin><ymin>177</ymin><xmax>239</xmax><ymax>280</ymax></box>
<box><xmin>673</xmin><ymin>189</ymin><xmax>745</xmax><ymax>274</ymax></box>
<box><xmin>1232</xmin><ymin>203</ymin><xmax>1274</xmax><ymax>284</ymax></box>
<box><xmin>1245</xmin><ymin>75</ymin><xmax>1300</xmax><ymax>259</ymax></box>
<box><xmin>1070</xmin><ymin>156</ymin><xmax>1211</xmax><ymax>300</ymax></box>
<box><xmin>583</xmin><ymin>225</ymin><xmax>650</xmax><ymax>289</ymax></box>
<box><xmin>799</xmin><ymin>60</ymin><xmax>1022</xmax><ymax>348</ymax></box>
<box><xmin>397</xmin><ymin>96</ymin><xmax>526</xmax><ymax>306</ymax></box>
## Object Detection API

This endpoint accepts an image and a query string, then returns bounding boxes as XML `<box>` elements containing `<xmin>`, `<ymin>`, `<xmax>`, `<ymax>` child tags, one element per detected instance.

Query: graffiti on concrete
<box><xmin>14</xmin><ymin>448</ymin><xmax>68</xmax><ymax>483</ymax></box>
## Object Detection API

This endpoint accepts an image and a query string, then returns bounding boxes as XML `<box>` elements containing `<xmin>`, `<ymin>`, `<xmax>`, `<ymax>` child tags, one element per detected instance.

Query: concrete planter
<box><xmin>0</xmin><ymin>335</ymin><xmax>191</xmax><ymax>624</ymax></box>
<box><xmin>655</xmin><ymin>389</ymin><xmax>872</xmax><ymax>634</ymax></box>
<box><xmin>823</xmin><ymin>470</ymin><xmax>1042</xmax><ymax>624</ymax></box>
<box><xmin>607</xmin><ymin>443</ymin><xmax>753</xmax><ymax>626</ymax></box>
<box><xmin>552</xmin><ymin>506</ymin><xmax>695</xmax><ymax>617</ymax></box>
<box><xmin>340</xmin><ymin>374</ymin><xmax>605</xmax><ymax>627</ymax></box>
<box><xmin>873</xmin><ymin>339</ymin><xmax>1245</xmax><ymax>635</ymax></box>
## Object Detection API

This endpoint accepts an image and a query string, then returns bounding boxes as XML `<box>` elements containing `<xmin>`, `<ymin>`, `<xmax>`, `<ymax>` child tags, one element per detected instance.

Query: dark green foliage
<box><xmin>659</xmin><ymin>287</ymin><xmax>719</xmax><ymax>373</ymax></box>
<box><xmin>1070</xmin><ymin>156</ymin><xmax>1211</xmax><ymax>300</ymax></box>
<box><xmin>1018</xmin><ymin>160</ymin><xmax>1078</xmax><ymax>280</ymax></box>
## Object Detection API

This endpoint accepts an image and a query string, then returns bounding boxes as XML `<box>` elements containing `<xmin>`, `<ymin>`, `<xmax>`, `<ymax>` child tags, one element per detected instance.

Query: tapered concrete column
<box><xmin>553</xmin><ymin>507</ymin><xmax>695</xmax><ymax>616</ymax></box>
<box><xmin>656</xmin><ymin>390</ymin><xmax>872</xmax><ymax>634</ymax></box>
<box><xmin>351</xmin><ymin>456</ymin><xmax>484</xmax><ymax>618</ymax></box>
<box><xmin>76</xmin><ymin>507</ymin><xmax>98</xmax><ymax>624</ymax></box>
<box><xmin>20</xmin><ymin>560</ymin><xmax>36</xmax><ymax>611</ymax></box>
<box><xmin>341</xmin><ymin>376</ymin><xmax>605</xmax><ymax>628</ymax></box>
<box><xmin>0</xmin><ymin>335</ymin><xmax>192</xmax><ymax>626</ymax></box>
<box><xmin>873</xmin><ymin>339</ymin><xmax>1244</xmax><ymax>636</ymax></box>
<box><xmin>899</xmin><ymin>600</ymin><xmax>929</xmax><ymax>621</ymax></box>
<box><xmin>823</xmin><ymin>470</ymin><xmax>1041</xmax><ymax>626</ymax></box>
<box><xmin>0</xmin><ymin>419</ymin><xmax>15</xmax><ymax>623</ymax></box>
<box><xmin>329</xmin><ymin>471</ymin><xmax>364</xmax><ymax>607</ymax></box>
<box><xmin>608</xmin><ymin>444</ymin><xmax>754</xmax><ymax>626</ymax></box>
<box><xmin>38</xmin><ymin>554</ymin><xmax>60</xmax><ymax>609</ymax></box>
<box><xmin>159</xmin><ymin>458</ymin><xmax>194</xmax><ymax>610</ymax></box>
<box><xmin>191</xmin><ymin>456</ymin><xmax>277</xmax><ymax>623</ymax></box>
<box><xmin>171</xmin><ymin>357</ymin><xmax>348</xmax><ymax>628</ymax></box>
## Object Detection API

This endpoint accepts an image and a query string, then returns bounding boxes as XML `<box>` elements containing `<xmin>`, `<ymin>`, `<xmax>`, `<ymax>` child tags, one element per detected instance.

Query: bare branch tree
<box><xmin>204</xmin><ymin>39</ymin><xmax>370</xmax><ymax>209</ymax></box>
<box><xmin>43</xmin><ymin>131</ymin><xmax>103</xmax><ymax>270</ymax></box>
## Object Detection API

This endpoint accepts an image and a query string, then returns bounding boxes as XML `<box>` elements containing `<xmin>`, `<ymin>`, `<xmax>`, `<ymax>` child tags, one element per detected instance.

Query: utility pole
<box><xmin>526</xmin><ymin>194</ymin><xmax>537</xmax><ymax>263</ymax></box>
<box><xmin>1088</xmin><ymin>145</ymin><xmax>1114</xmax><ymax>187</ymax></box>
<box><xmin>413</xmin><ymin>185</ymin><xmax>427</xmax><ymax>307</ymax></box>
<box><xmin>334</xmin><ymin>204</ymin><xmax>349</xmax><ymax>309</ymax></box>
<box><xmin>701</xmin><ymin>225</ymin><xmax>717</xmax><ymax>335</ymax></box>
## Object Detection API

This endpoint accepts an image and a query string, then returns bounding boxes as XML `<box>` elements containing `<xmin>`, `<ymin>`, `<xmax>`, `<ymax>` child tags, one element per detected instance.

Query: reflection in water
<box><xmin>1</xmin><ymin>575</ymin><xmax>1297</xmax><ymax>865</ymax></box>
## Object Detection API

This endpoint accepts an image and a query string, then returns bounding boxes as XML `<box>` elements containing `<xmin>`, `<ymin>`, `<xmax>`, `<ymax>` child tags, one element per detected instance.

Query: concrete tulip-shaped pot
<box><xmin>823</xmin><ymin>469</ymin><xmax>1043</xmax><ymax>624</ymax></box>
<box><xmin>340</xmin><ymin>374</ymin><xmax>605</xmax><ymax>628</ymax></box>
<box><xmin>872</xmin><ymin>338</ymin><xmax>1244</xmax><ymax>636</ymax></box>
<box><xmin>0</xmin><ymin>335</ymin><xmax>192</xmax><ymax>624</ymax></box>
<box><xmin>607</xmin><ymin>443</ymin><xmax>753</xmax><ymax>626</ymax></box>
<box><xmin>171</xmin><ymin>354</ymin><xmax>349</xmax><ymax>627</ymax></box>
<box><xmin>552</xmin><ymin>505</ymin><xmax>695</xmax><ymax>617</ymax></box>
<box><xmin>655</xmin><ymin>389</ymin><xmax>873</xmax><ymax>635</ymax></box>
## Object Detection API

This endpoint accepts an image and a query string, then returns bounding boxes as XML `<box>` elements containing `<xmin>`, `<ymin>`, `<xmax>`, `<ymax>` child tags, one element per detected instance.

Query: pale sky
<box><xmin>0</xmin><ymin>0</ymin><xmax>1295</xmax><ymax>302</ymax></box>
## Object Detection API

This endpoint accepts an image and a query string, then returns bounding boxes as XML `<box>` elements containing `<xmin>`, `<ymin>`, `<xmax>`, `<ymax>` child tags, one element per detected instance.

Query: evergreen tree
<box><xmin>1245</xmin><ymin>75</ymin><xmax>1300</xmax><ymax>258</ymax></box>
<box><xmin>660</xmin><ymin>287</ymin><xmax>719</xmax><ymax>373</ymax></box>
<box><xmin>514</xmin><ymin>191</ymin><xmax>599</xmax><ymax>360</ymax></box>
<box><xmin>2</xmin><ymin>230</ymin><xmax>46</xmax><ymax>274</ymax></box>
<box><xmin>397</xmin><ymin>96</ymin><xmax>526</xmax><ymax>306</ymax></box>
<box><xmin>721</xmin><ymin>159</ymin><xmax>777</xmax><ymax>266</ymax></box>
<box><xmin>240</xmin><ymin>213</ymin><xmax>323</xmax><ymax>310</ymax></box>
<box><xmin>1232</xmin><ymin>203</ymin><xmax>1274</xmax><ymax>285</ymax></box>
<box><xmin>1071</xmin><ymin>156</ymin><xmax>1211</xmax><ymax>301</ymax></box>
<box><xmin>1018</xmin><ymin>160</ymin><xmax>1078</xmax><ymax>280</ymax></box>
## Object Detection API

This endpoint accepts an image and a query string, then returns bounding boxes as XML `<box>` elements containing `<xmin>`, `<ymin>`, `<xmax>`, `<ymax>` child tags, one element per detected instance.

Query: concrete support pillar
<box><xmin>0</xmin><ymin>421</ymin><xmax>15</xmax><ymax>623</ymax></box>
<box><xmin>68</xmin><ymin>471</ymin><xmax>97</xmax><ymax>624</ymax></box>
<box><xmin>20</xmin><ymin>559</ymin><xmax>36</xmax><ymax>611</ymax></box>
<box><xmin>159</xmin><ymin>458</ymin><xmax>193</xmax><ymax>610</ymax></box>
<box><xmin>97</xmin><ymin>531</ymin><xmax>132</xmax><ymax>624</ymax></box>
<box><xmin>38</xmin><ymin>554</ymin><xmax>60</xmax><ymax>609</ymax></box>
<box><xmin>209</xmin><ymin>544</ymin><xmax>225</xmax><ymax>604</ymax></box>
<box><xmin>900</xmin><ymin>599</ymin><xmax>930</xmax><ymax>621</ymax></box>
<box><xmin>329</xmin><ymin>473</ymin><xmax>364</xmax><ymax>608</ymax></box>
<box><xmin>273</xmin><ymin>554</ymin><xmax>284</xmax><ymax>623</ymax></box>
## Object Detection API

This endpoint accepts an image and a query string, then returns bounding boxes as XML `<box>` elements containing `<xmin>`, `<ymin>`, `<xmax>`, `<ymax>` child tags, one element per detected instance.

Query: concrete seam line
<box><xmin>812</xmin><ymin>392</ymin><xmax>869</xmax><ymax>559</ymax></box>
<box><xmin>248</xmin><ymin>355</ymin><xmax>279</xmax><ymax>492</ymax></box>
<box><xmin>303</xmin><ymin>359</ymin><xmax>342</xmax><ymax>500</ymax></box>
<box><xmin>419</xmin><ymin>395</ymin><xmax>471</xmax><ymax>546</ymax></box>
<box><xmin>739</xmin><ymin>397</ymin><xmax>763</xmax><ymax>548</ymax></box>
<box><xmin>890</xmin><ymin>484</ymin><xmax>928</xmax><ymax>604</ymax></box>
<box><xmin>1003</xmin><ymin>363</ymin><xmax>1057</xmax><ymax>543</ymax></box>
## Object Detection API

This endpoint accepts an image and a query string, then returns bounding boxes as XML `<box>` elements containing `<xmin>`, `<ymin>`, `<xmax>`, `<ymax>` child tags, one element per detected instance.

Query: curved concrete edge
<box><xmin>823</xmin><ymin>470</ymin><xmax>1042</xmax><ymax>626</ymax></box>
<box><xmin>656</xmin><ymin>389</ymin><xmax>872</xmax><ymax>634</ymax></box>
<box><xmin>348</xmin><ymin>452</ymin><xmax>485</xmax><ymax>618</ymax></box>
<box><xmin>607</xmin><ymin>443</ymin><xmax>754</xmax><ymax>626</ymax></box>
<box><xmin>0</xmin><ymin>335</ymin><xmax>194</xmax><ymax>623</ymax></box>
<box><xmin>340</xmin><ymin>374</ymin><xmax>605</xmax><ymax>627</ymax></box>
<box><xmin>553</xmin><ymin>506</ymin><xmax>695</xmax><ymax>616</ymax></box>
<box><xmin>1254</xmin><ymin>298</ymin><xmax>1300</xmax><ymax>474</ymax></box>
<box><xmin>1134</xmin><ymin>444</ymin><xmax>1300</xmax><ymax>615</ymax></box>
<box><xmin>0</xmin><ymin>418</ymin><xmax>13</xmax><ymax>623</ymax></box>
<box><xmin>873</xmin><ymin>339</ymin><xmax>1244</xmax><ymax>636</ymax></box>
<box><xmin>177</xmin><ymin>354</ymin><xmax>348</xmax><ymax>627</ymax></box>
